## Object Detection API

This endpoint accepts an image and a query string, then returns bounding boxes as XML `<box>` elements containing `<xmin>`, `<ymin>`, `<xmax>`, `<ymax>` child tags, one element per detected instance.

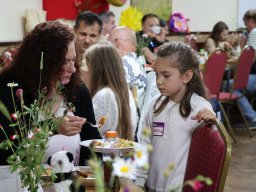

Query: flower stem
<box><xmin>10</xmin><ymin>87</ymin><xmax>26</xmax><ymax>140</ymax></box>
<box><xmin>0</xmin><ymin>128</ymin><xmax>17</xmax><ymax>157</ymax></box>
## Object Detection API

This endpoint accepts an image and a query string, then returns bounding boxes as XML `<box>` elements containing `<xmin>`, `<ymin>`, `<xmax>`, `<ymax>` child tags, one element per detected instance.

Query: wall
<box><xmin>0</xmin><ymin>0</ymin><xmax>42</xmax><ymax>42</ymax></box>
<box><xmin>0</xmin><ymin>0</ymin><xmax>130</xmax><ymax>43</ymax></box>
<box><xmin>2</xmin><ymin>0</ymin><xmax>254</xmax><ymax>43</ymax></box>
<box><xmin>172</xmin><ymin>0</ymin><xmax>238</xmax><ymax>32</ymax></box>
<box><xmin>237</xmin><ymin>0</ymin><xmax>256</xmax><ymax>28</ymax></box>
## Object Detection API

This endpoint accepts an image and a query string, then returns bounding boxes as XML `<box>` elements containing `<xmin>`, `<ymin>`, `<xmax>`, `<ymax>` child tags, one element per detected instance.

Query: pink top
<box><xmin>43</xmin><ymin>100</ymin><xmax>81</xmax><ymax>165</ymax></box>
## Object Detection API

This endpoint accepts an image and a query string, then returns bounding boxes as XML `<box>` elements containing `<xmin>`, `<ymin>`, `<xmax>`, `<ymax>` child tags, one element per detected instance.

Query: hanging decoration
<box><xmin>43</xmin><ymin>0</ymin><xmax>127</xmax><ymax>20</ymax></box>
<box><xmin>43</xmin><ymin>0</ymin><xmax>78</xmax><ymax>20</ymax></box>
<box><xmin>74</xmin><ymin>0</ymin><xmax>109</xmax><ymax>14</ymax></box>
<box><xmin>119</xmin><ymin>7</ymin><xmax>143</xmax><ymax>31</ymax></box>
<box><xmin>169</xmin><ymin>12</ymin><xmax>190</xmax><ymax>33</ymax></box>
<box><xmin>107</xmin><ymin>0</ymin><xmax>127</xmax><ymax>7</ymax></box>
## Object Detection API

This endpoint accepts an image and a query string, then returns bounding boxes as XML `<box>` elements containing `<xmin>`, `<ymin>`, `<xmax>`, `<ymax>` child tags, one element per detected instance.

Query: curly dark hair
<box><xmin>3</xmin><ymin>21</ymin><xmax>82</xmax><ymax>102</ymax></box>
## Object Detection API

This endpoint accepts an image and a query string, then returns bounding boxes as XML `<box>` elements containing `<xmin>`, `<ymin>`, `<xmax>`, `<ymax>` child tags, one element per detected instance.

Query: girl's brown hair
<box><xmin>209</xmin><ymin>21</ymin><xmax>229</xmax><ymax>44</ymax></box>
<box><xmin>154</xmin><ymin>41</ymin><xmax>208</xmax><ymax>117</ymax></box>
<box><xmin>85</xmin><ymin>41</ymin><xmax>133</xmax><ymax>140</ymax></box>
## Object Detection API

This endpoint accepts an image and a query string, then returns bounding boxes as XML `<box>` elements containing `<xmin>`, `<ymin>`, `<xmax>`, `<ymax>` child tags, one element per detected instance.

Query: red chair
<box><xmin>202</xmin><ymin>50</ymin><xmax>237</xmax><ymax>142</ymax></box>
<box><xmin>217</xmin><ymin>46</ymin><xmax>255</xmax><ymax>139</ymax></box>
<box><xmin>183</xmin><ymin>119</ymin><xmax>232</xmax><ymax>192</ymax></box>
<box><xmin>204</xmin><ymin>49</ymin><xmax>228</xmax><ymax>97</ymax></box>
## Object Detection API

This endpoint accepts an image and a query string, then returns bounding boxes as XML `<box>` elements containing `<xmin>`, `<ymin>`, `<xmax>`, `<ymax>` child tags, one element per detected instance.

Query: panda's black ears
<box><xmin>47</xmin><ymin>156</ymin><xmax>52</xmax><ymax>166</ymax></box>
<box><xmin>66</xmin><ymin>152</ymin><xmax>74</xmax><ymax>163</ymax></box>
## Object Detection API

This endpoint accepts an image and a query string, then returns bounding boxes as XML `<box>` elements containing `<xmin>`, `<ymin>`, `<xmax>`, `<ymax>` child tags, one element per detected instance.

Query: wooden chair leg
<box><xmin>236</xmin><ymin>101</ymin><xmax>253</xmax><ymax>138</ymax></box>
<box><xmin>218</xmin><ymin>101</ymin><xmax>237</xmax><ymax>143</ymax></box>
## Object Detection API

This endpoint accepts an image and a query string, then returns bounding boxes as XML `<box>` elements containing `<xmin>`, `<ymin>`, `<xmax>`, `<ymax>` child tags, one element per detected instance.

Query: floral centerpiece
<box><xmin>0</xmin><ymin>53</ymin><xmax>60</xmax><ymax>192</ymax></box>
<box><xmin>136</xmin><ymin>33</ymin><xmax>151</xmax><ymax>56</ymax></box>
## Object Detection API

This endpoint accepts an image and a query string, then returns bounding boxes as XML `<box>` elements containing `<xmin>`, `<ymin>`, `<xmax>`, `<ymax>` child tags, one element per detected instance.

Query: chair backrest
<box><xmin>204</xmin><ymin>50</ymin><xmax>228</xmax><ymax>96</ymax></box>
<box><xmin>233</xmin><ymin>46</ymin><xmax>255</xmax><ymax>90</ymax></box>
<box><xmin>183</xmin><ymin>120</ymin><xmax>232</xmax><ymax>192</ymax></box>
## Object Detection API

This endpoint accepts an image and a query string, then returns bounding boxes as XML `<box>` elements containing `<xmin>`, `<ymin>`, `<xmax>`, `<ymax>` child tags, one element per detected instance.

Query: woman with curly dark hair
<box><xmin>0</xmin><ymin>21</ymin><xmax>101</xmax><ymax>166</ymax></box>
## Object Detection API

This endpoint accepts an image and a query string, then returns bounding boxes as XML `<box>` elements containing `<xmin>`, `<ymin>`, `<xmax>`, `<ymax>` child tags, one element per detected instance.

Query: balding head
<box><xmin>108</xmin><ymin>26</ymin><xmax>137</xmax><ymax>55</ymax></box>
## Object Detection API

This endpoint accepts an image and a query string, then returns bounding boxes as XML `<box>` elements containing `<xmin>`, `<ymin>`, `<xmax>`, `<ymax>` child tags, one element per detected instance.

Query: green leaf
<box><xmin>205</xmin><ymin>177</ymin><xmax>213</xmax><ymax>185</ymax></box>
<box><xmin>9</xmin><ymin>123</ymin><xmax>18</xmax><ymax>127</ymax></box>
<box><xmin>0</xmin><ymin>141</ymin><xmax>9</xmax><ymax>149</ymax></box>
<box><xmin>196</xmin><ymin>174</ymin><xmax>205</xmax><ymax>181</ymax></box>
<box><xmin>0</xmin><ymin>100</ymin><xmax>11</xmax><ymax>121</ymax></box>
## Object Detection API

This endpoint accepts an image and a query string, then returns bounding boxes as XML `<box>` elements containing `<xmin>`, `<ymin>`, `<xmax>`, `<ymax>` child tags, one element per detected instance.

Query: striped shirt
<box><xmin>248</xmin><ymin>28</ymin><xmax>256</xmax><ymax>49</ymax></box>
<box><xmin>122</xmin><ymin>52</ymin><xmax>147</xmax><ymax>111</ymax></box>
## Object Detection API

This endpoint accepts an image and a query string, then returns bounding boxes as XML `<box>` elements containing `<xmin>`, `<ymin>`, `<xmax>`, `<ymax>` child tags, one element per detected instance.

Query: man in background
<box><xmin>109</xmin><ymin>26</ymin><xmax>147</xmax><ymax>141</ymax></box>
<box><xmin>74</xmin><ymin>11</ymin><xmax>102</xmax><ymax>86</ymax></box>
<box><xmin>108</xmin><ymin>26</ymin><xmax>147</xmax><ymax>112</ymax></box>
<box><xmin>99</xmin><ymin>11</ymin><xmax>116</xmax><ymax>38</ymax></box>
<box><xmin>237</xmin><ymin>9</ymin><xmax>256</xmax><ymax>126</ymax></box>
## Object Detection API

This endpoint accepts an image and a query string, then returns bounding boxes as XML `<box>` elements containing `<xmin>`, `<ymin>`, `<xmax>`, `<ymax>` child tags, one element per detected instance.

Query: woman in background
<box><xmin>84</xmin><ymin>41</ymin><xmax>138</xmax><ymax>140</ymax></box>
<box><xmin>205</xmin><ymin>21</ymin><xmax>232</xmax><ymax>54</ymax></box>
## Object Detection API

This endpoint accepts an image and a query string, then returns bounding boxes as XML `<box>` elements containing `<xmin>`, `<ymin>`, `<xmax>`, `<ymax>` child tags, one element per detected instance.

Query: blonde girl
<box><xmin>84</xmin><ymin>41</ymin><xmax>137</xmax><ymax>140</ymax></box>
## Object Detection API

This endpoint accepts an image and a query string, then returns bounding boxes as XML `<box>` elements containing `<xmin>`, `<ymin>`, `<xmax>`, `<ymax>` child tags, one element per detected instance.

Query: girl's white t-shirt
<box><xmin>136</xmin><ymin>93</ymin><xmax>214</xmax><ymax>192</ymax></box>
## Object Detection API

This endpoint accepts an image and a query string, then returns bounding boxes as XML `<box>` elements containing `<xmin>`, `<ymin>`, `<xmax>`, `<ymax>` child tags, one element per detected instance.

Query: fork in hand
<box><xmin>85</xmin><ymin>116</ymin><xmax>107</xmax><ymax>128</ymax></box>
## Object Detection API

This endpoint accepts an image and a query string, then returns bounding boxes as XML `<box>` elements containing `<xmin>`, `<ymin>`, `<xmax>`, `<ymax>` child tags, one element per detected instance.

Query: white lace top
<box><xmin>43</xmin><ymin>100</ymin><xmax>81</xmax><ymax>166</ymax></box>
<box><xmin>92</xmin><ymin>87</ymin><xmax>138</xmax><ymax>138</ymax></box>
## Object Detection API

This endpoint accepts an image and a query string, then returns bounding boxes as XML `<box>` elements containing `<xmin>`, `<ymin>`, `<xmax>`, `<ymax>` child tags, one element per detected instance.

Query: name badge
<box><xmin>153</xmin><ymin>122</ymin><xmax>165</xmax><ymax>136</ymax></box>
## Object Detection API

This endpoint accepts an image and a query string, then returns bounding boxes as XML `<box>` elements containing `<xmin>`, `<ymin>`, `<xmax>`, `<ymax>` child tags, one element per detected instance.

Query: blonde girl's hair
<box><xmin>85</xmin><ymin>41</ymin><xmax>133</xmax><ymax>140</ymax></box>
<box><xmin>154</xmin><ymin>41</ymin><xmax>208</xmax><ymax>117</ymax></box>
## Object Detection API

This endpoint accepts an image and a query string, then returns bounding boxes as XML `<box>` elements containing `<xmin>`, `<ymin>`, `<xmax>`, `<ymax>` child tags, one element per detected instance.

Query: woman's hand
<box><xmin>57</xmin><ymin>115</ymin><xmax>86</xmax><ymax>136</ymax></box>
<box><xmin>191</xmin><ymin>108</ymin><xmax>216</xmax><ymax>123</ymax></box>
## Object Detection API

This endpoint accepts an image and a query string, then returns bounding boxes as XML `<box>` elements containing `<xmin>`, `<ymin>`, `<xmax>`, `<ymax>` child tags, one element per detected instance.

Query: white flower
<box><xmin>4</xmin><ymin>51</ymin><xmax>12</xmax><ymax>59</ymax></box>
<box><xmin>142</xmin><ymin>33</ymin><xmax>148</xmax><ymax>38</ymax></box>
<box><xmin>134</xmin><ymin>144</ymin><xmax>149</xmax><ymax>167</ymax></box>
<box><xmin>28</xmin><ymin>131</ymin><xmax>34</xmax><ymax>139</ymax></box>
<box><xmin>7</xmin><ymin>82</ymin><xmax>18</xmax><ymax>87</ymax></box>
<box><xmin>112</xmin><ymin>157</ymin><xmax>135</xmax><ymax>179</ymax></box>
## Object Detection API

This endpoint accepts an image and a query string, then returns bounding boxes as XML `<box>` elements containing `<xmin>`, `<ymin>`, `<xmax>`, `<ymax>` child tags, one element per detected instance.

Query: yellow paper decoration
<box><xmin>119</xmin><ymin>7</ymin><xmax>143</xmax><ymax>31</ymax></box>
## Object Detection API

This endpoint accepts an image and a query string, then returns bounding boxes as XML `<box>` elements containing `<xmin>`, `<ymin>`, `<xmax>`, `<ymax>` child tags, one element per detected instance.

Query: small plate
<box><xmin>80</xmin><ymin>139</ymin><xmax>139</xmax><ymax>154</ymax></box>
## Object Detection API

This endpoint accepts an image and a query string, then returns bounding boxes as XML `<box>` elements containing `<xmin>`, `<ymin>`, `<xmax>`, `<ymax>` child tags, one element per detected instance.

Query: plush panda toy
<box><xmin>47</xmin><ymin>151</ymin><xmax>85</xmax><ymax>192</ymax></box>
